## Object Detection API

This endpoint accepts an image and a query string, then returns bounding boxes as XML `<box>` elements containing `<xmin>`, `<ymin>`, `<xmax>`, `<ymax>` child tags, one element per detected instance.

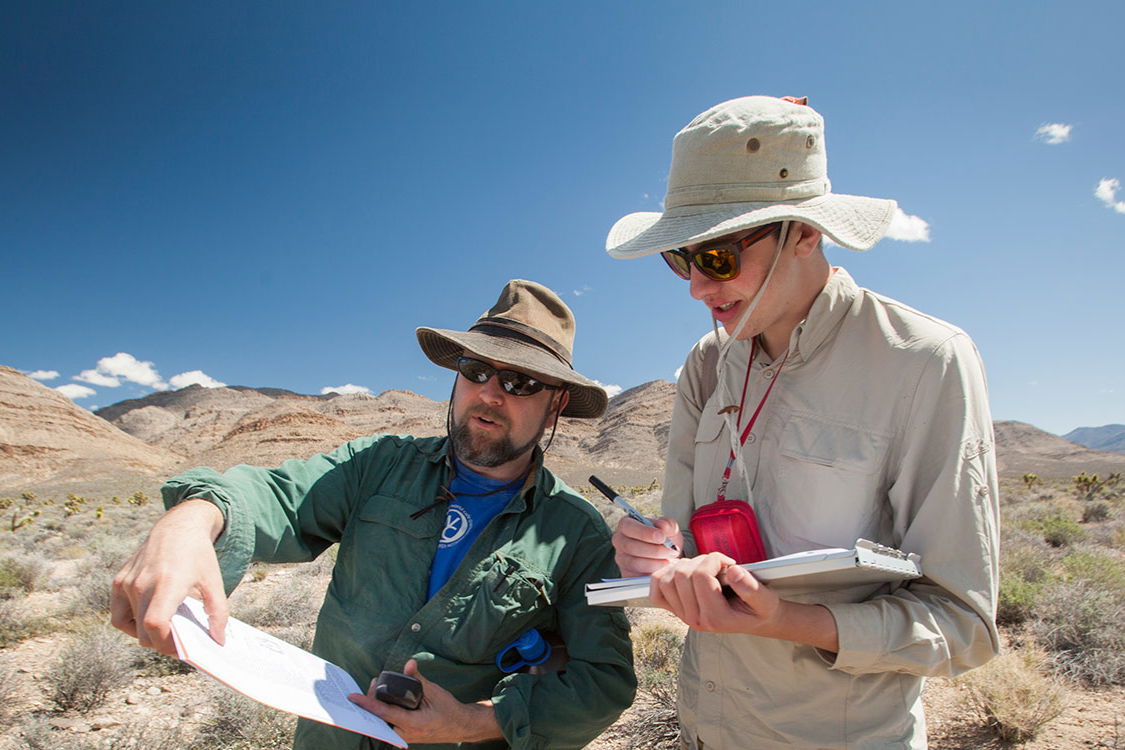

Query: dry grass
<box><xmin>957</xmin><ymin>646</ymin><xmax>1069</xmax><ymax>743</ymax></box>
<box><xmin>191</xmin><ymin>681</ymin><xmax>296</xmax><ymax>749</ymax></box>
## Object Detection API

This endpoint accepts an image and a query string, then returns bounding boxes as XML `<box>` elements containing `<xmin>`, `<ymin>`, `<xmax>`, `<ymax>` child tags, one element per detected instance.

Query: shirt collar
<box><xmin>785</xmin><ymin>267</ymin><xmax>860</xmax><ymax>366</ymax></box>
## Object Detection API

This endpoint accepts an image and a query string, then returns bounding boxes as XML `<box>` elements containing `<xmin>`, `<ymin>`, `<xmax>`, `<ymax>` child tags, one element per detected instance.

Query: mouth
<box><xmin>710</xmin><ymin>300</ymin><xmax>741</xmax><ymax>322</ymax></box>
<box><xmin>469</xmin><ymin>411</ymin><xmax>506</xmax><ymax>430</ymax></box>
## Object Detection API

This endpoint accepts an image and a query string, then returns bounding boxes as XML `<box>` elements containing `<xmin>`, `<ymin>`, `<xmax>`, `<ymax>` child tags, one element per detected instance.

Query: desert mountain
<box><xmin>1063</xmin><ymin>424</ymin><xmax>1125</xmax><ymax>454</ymax></box>
<box><xmin>993</xmin><ymin>420</ymin><xmax>1125</xmax><ymax>477</ymax></box>
<box><xmin>88</xmin><ymin>380</ymin><xmax>672</xmax><ymax>490</ymax></box>
<box><xmin>6</xmin><ymin>363</ymin><xmax>1125</xmax><ymax>495</ymax></box>
<box><xmin>0</xmin><ymin>366</ymin><xmax>180</xmax><ymax>491</ymax></box>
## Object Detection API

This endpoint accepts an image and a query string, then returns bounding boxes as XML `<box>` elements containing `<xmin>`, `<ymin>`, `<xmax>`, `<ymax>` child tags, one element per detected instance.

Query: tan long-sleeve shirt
<box><xmin>664</xmin><ymin>268</ymin><xmax>1000</xmax><ymax>749</ymax></box>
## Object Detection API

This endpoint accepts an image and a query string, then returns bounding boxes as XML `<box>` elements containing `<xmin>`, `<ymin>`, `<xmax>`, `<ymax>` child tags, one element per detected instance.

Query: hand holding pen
<box><xmin>590</xmin><ymin>475</ymin><xmax>679</xmax><ymax>554</ymax></box>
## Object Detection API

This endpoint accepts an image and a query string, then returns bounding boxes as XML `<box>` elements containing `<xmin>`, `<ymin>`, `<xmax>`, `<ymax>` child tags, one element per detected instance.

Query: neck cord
<box><xmin>713</xmin><ymin>221</ymin><xmax>792</xmax><ymax>508</ymax></box>
<box><xmin>715</xmin><ymin>339</ymin><xmax>790</xmax><ymax>502</ymax></box>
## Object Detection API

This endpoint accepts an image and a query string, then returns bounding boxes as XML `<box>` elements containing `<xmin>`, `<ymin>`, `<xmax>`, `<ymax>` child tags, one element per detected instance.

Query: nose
<box><xmin>689</xmin><ymin>266</ymin><xmax>721</xmax><ymax>300</ymax></box>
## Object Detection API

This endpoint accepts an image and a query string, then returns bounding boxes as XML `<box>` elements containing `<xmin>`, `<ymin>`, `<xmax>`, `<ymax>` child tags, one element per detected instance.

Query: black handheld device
<box><xmin>374</xmin><ymin>670</ymin><xmax>423</xmax><ymax>710</ymax></box>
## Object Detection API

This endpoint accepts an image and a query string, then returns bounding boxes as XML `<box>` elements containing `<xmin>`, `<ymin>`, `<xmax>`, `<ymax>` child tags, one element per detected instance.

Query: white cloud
<box><xmin>76</xmin><ymin>352</ymin><xmax>167</xmax><ymax>390</ymax></box>
<box><xmin>594</xmin><ymin>380</ymin><xmax>623</xmax><ymax>398</ymax></box>
<box><xmin>1035</xmin><ymin>123</ymin><xmax>1072</xmax><ymax>144</ymax></box>
<box><xmin>1094</xmin><ymin>178</ymin><xmax>1125</xmax><ymax>214</ymax></box>
<box><xmin>416</xmin><ymin>375</ymin><xmax>437</xmax><ymax>382</ymax></box>
<box><xmin>884</xmin><ymin>208</ymin><xmax>931</xmax><ymax>242</ymax></box>
<box><xmin>321</xmin><ymin>384</ymin><xmax>373</xmax><ymax>396</ymax></box>
<box><xmin>573</xmin><ymin>285</ymin><xmax>592</xmax><ymax>297</ymax></box>
<box><xmin>674</xmin><ymin>365</ymin><xmax>684</xmax><ymax>381</ymax></box>
<box><xmin>56</xmin><ymin>384</ymin><xmax>96</xmax><ymax>400</ymax></box>
<box><xmin>169</xmin><ymin>370</ymin><xmax>226</xmax><ymax>389</ymax></box>
<box><xmin>76</xmin><ymin>369</ymin><xmax>122</xmax><ymax>387</ymax></box>
<box><xmin>26</xmin><ymin>370</ymin><xmax>59</xmax><ymax>381</ymax></box>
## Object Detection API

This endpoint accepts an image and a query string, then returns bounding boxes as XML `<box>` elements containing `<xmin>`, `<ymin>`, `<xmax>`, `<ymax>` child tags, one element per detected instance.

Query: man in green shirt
<box><xmin>111</xmin><ymin>279</ymin><xmax>635</xmax><ymax>749</ymax></box>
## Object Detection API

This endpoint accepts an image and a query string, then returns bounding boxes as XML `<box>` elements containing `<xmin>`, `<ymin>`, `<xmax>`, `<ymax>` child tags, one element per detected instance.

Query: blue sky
<box><xmin>3</xmin><ymin>2</ymin><xmax>1122</xmax><ymax>437</ymax></box>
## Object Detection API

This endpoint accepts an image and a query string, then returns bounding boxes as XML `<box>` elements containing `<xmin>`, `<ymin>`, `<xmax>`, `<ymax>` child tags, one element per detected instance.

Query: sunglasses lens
<box><xmin>696</xmin><ymin>248</ymin><xmax>737</xmax><ymax>280</ymax></box>
<box><xmin>457</xmin><ymin>357</ymin><xmax>547</xmax><ymax>396</ymax></box>
<box><xmin>457</xmin><ymin>358</ymin><xmax>492</xmax><ymax>383</ymax></box>
<box><xmin>498</xmin><ymin>371</ymin><xmax>543</xmax><ymax>396</ymax></box>
<box><xmin>661</xmin><ymin>250</ymin><xmax>693</xmax><ymax>280</ymax></box>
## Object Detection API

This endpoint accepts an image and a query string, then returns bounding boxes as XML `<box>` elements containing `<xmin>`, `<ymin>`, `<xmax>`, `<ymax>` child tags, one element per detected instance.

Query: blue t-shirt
<box><xmin>426</xmin><ymin>459</ymin><xmax>521</xmax><ymax>600</ymax></box>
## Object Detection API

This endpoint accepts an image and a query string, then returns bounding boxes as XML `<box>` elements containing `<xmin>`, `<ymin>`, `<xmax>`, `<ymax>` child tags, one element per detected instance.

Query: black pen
<box><xmin>589</xmin><ymin>475</ymin><xmax>678</xmax><ymax>552</ymax></box>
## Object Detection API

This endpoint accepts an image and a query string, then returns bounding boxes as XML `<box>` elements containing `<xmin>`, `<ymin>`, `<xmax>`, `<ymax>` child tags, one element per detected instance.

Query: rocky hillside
<box><xmin>6</xmin><ymin>363</ymin><xmax>1125</xmax><ymax>495</ymax></box>
<box><xmin>994</xmin><ymin>420</ymin><xmax>1125</xmax><ymax>477</ymax></box>
<box><xmin>0</xmin><ymin>366</ymin><xmax>180</xmax><ymax>491</ymax></box>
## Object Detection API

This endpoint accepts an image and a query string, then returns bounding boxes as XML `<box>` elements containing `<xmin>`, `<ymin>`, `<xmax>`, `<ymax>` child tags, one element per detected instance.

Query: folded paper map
<box><xmin>170</xmin><ymin>597</ymin><xmax>406</xmax><ymax>747</ymax></box>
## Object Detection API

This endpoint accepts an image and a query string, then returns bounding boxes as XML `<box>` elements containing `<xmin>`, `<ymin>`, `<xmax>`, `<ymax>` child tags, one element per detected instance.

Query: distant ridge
<box><xmin>1064</xmin><ymin>424</ymin><xmax>1125</xmax><ymax>454</ymax></box>
<box><xmin>993</xmin><ymin>421</ymin><xmax>1125</xmax><ymax>477</ymax></box>
<box><xmin>5</xmin><ymin>363</ymin><xmax>1125</xmax><ymax>495</ymax></box>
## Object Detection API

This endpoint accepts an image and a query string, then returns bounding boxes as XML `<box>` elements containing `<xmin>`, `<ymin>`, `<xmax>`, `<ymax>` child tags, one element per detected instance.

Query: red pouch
<box><xmin>689</xmin><ymin>500</ymin><xmax>767</xmax><ymax>564</ymax></box>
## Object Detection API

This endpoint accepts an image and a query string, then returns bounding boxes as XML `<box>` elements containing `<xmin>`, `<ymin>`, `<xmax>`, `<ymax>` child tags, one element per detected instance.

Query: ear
<box><xmin>791</xmin><ymin>222</ymin><xmax>823</xmax><ymax>259</ymax></box>
<box><xmin>553</xmin><ymin>389</ymin><xmax>570</xmax><ymax>420</ymax></box>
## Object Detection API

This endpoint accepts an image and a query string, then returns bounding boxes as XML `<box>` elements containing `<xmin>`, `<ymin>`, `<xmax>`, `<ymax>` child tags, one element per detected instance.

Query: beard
<box><xmin>450</xmin><ymin>406</ymin><xmax>552</xmax><ymax>468</ymax></box>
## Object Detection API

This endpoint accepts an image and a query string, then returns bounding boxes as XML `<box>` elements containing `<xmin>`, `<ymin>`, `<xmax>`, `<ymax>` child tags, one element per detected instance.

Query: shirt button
<box><xmin>705</xmin><ymin>681</ymin><xmax>716</xmax><ymax>691</ymax></box>
<box><xmin>410</xmin><ymin>623</ymin><xmax>421</xmax><ymax>632</ymax></box>
<box><xmin>746</xmin><ymin>433</ymin><xmax>757</xmax><ymax>444</ymax></box>
<box><xmin>763</xmin><ymin>369</ymin><xmax>775</xmax><ymax>379</ymax></box>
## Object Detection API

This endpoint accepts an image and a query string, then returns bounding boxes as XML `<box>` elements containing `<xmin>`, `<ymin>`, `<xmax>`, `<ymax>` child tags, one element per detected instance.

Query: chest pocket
<box><xmin>771</xmin><ymin>413</ymin><xmax>891</xmax><ymax>549</ymax></box>
<box><xmin>691</xmin><ymin>398</ymin><xmax>736</xmax><ymax>511</ymax></box>
<box><xmin>336</xmin><ymin>494</ymin><xmax>439</xmax><ymax>613</ymax></box>
<box><xmin>439</xmin><ymin>551</ymin><xmax>555</xmax><ymax>665</ymax></box>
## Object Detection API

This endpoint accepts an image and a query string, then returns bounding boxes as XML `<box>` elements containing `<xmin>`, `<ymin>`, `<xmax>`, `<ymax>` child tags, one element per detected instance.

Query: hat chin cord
<box><xmin>712</xmin><ymin>220</ymin><xmax>791</xmax><ymax>510</ymax></box>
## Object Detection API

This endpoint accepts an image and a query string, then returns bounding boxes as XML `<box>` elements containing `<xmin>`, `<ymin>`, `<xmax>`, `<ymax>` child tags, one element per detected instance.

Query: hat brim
<box><xmin>606</xmin><ymin>193</ymin><xmax>898</xmax><ymax>258</ymax></box>
<box><xmin>416</xmin><ymin>327</ymin><xmax>608</xmax><ymax>419</ymax></box>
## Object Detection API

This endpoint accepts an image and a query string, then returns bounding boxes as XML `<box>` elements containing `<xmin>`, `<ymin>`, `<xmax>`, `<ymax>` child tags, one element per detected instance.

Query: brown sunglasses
<box><xmin>661</xmin><ymin>223</ymin><xmax>780</xmax><ymax>281</ymax></box>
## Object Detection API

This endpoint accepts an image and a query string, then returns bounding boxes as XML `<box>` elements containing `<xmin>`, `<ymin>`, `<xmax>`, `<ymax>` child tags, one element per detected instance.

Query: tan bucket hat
<box><xmin>416</xmin><ymin>279</ymin><xmax>608</xmax><ymax>419</ymax></box>
<box><xmin>606</xmin><ymin>96</ymin><xmax>898</xmax><ymax>258</ymax></box>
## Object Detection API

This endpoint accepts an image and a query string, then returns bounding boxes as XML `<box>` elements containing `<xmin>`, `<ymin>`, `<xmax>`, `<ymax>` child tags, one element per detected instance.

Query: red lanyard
<box><xmin>716</xmin><ymin>339</ymin><xmax>789</xmax><ymax>502</ymax></box>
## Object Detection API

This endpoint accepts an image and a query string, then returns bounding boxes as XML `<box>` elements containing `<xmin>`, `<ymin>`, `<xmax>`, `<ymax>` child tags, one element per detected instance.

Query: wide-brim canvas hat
<box><xmin>417</xmin><ymin>279</ymin><xmax>608</xmax><ymax>419</ymax></box>
<box><xmin>606</xmin><ymin>96</ymin><xmax>898</xmax><ymax>258</ymax></box>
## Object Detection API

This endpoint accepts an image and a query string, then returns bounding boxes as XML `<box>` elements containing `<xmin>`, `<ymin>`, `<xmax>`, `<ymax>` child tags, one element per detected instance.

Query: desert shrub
<box><xmin>997</xmin><ymin>530</ymin><xmax>1054</xmax><ymax>626</ymax></box>
<box><xmin>1023</xmin><ymin>513</ymin><xmax>1085</xmax><ymax>548</ymax></box>
<box><xmin>0</xmin><ymin>553</ymin><xmax>51</xmax><ymax>596</ymax></box>
<box><xmin>998</xmin><ymin>577</ymin><xmax>1045</xmax><ymax>627</ymax></box>
<box><xmin>190</xmin><ymin>682</ymin><xmax>295</xmax><ymax>749</ymax></box>
<box><xmin>68</xmin><ymin>541</ymin><xmax>135</xmax><ymax>615</ymax></box>
<box><xmin>45</xmin><ymin>624</ymin><xmax>134</xmax><ymax>712</ymax></box>
<box><xmin>236</xmin><ymin>575</ymin><xmax>320</xmax><ymax>629</ymax></box>
<box><xmin>598</xmin><ymin>622</ymin><xmax>684</xmax><ymax>749</ymax></box>
<box><xmin>0</xmin><ymin>597</ymin><xmax>52</xmax><ymax>647</ymax></box>
<box><xmin>632</xmin><ymin>622</ymin><xmax>684</xmax><ymax>690</ymax></box>
<box><xmin>133</xmin><ymin>646</ymin><xmax>195</xmax><ymax>677</ymax></box>
<box><xmin>1032</xmin><ymin>576</ymin><xmax>1125</xmax><ymax>686</ymax></box>
<box><xmin>1061</xmin><ymin>548</ymin><xmax>1125</xmax><ymax>591</ymax></box>
<box><xmin>957</xmin><ymin>646</ymin><xmax>1068</xmax><ymax>743</ymax></box>
<box><xmin>1082</xmin><ymin>501</ymin><xmax>1112</xmax><ymax>523</ymax></box>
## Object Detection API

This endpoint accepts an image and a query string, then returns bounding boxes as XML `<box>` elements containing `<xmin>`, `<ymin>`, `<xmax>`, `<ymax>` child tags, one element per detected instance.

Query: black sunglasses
<box><xmin>661</xmin><ymin>223</ymin><xmax>780</xmax><ymax>281</ymax></box>
<box><xmin>456</xmin><ymin>357</ymin><xmax>562</xmax><ymax>397</ymax></box>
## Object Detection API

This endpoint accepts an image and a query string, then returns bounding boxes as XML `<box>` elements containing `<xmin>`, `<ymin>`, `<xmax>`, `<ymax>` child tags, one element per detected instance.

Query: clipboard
<box><xmin>586</xmin><ymin>539</ymin><xmax>922</xmax><ymax>607</ymax></box>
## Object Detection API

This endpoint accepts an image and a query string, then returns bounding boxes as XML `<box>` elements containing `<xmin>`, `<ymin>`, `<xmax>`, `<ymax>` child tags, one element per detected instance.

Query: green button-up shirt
<box><xmin>163</xmin><ymin>433</ymin><xmax>635</xmax><ymax>750</ymax></box>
